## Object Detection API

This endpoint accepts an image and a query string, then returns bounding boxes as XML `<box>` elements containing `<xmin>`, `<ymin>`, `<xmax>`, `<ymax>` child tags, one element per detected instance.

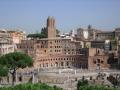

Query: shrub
<box><xmin>0</xmin><ymin>83</ymin><xmax>63</xmax><ymax>90</ymax></box>
<box><xmin>79</xmin><ymin>85</ymin><xmax>120</xmax><ymax>90</ymax></box>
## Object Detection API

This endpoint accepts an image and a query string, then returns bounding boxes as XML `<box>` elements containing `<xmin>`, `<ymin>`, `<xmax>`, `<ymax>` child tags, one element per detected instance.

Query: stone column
<box><xmin>59</xmin><ymin>62</ymin><xmax>61</xmax><ymax>68</ymax></box>
<box><xmin>59</xmin><ymin>69</ymin><xmax>61</xmax><ymax>74</ymax></box>
<box><xmin>55</xmin><ymin>63</ymin><xmax>56</xmax><ymax>68</ymax></box>
<box><xmin>48</xmin><ymin>63</ymin><xmax>50</xmax><ymax>68</ymax></box>
<box><xmin>75</xmin><ymin>69</ymin><xmax>76</xmax><ymax>75</ymax></box>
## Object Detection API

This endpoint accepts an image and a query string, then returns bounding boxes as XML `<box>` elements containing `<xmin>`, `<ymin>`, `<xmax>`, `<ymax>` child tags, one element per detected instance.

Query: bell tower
<box><xmin>47</xmin><ymin>16</ymin><xmax>56</xmax><ymax>38</ymax></box>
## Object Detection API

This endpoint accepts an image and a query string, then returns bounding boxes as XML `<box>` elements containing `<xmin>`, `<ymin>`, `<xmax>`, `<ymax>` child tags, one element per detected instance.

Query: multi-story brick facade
<box><xmin>17</xmin><ymin>37</ymin><xmax>84</xmax><ymax>69</ymax></box>
<box><xmin>17</xmin><ymin>17</ymin><xmax>119</xmax><ymax>70</ymax></box>
<box><xmin>34</xmin><ymin>38</ymin><xmax>84</xmax><ymax>68</ymax></box>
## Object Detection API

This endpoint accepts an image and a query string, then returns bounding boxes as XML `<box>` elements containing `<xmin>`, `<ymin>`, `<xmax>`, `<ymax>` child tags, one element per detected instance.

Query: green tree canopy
<box><xmin>41</xmin><ymin>27</ymin><xmax>48</xmax><ymax>38</ymax></box>
<box><xmin>0</xmin><ymin>52</ymin><xmax>33</xmax><ymax>85</ymax></box>
<box><xmin>0</xmin><ymin>65</ymin><xmax>8</xmax><ymax>77</ymax></box>
<box><xmin>56</xmin><ymin>29</ymin><xmax>60</xmax><ymax>35</ymax></box>
<box><xmin>27</xmin><ymin>27</ymin><xmax>47</xmax><ymax>39</ymax></box>
<box><xmin>27</xmin><ymin>27</ymin><xmax>60</xmax><ymax>39</ymax></box>
<box><xmin>0</xmin><ymin>52</ymin><xmax>33</xmax><ymax>69</ymax></box>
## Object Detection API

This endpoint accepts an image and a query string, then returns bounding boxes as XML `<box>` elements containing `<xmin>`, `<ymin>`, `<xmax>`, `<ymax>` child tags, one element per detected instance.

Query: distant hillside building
<box><xmin>7</xmin><ymin>29</ymin><xmax>26</xmax><ymax>44</ymax></box>
<box><xmin>0</xmin><ymin>29</ymin><xmax>14</xmax><ymax>55</ymax></box>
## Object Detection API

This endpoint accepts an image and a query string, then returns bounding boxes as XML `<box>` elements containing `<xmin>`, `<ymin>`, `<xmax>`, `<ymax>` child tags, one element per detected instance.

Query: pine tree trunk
<box><xmin>11</xmin><ymin>68</ymin><xmax>16</xmax><ymax>86</ymax></box>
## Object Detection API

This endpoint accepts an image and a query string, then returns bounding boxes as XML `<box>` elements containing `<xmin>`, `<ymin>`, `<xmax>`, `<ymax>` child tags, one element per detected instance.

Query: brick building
<box><xmin>17</xmin><ymin>17</ymin><xmax>118</xmax><ymax>70</ymax></box>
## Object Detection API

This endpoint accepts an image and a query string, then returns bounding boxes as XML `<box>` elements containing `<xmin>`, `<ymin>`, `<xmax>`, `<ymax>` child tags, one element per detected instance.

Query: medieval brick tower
<box><xmin>47</xmin><ymin>16</ymin><xmax>56</xmax><ymax>38</ymax></box>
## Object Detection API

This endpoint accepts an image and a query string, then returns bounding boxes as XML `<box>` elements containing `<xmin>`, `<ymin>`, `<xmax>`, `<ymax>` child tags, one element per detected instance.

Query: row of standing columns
<box><xmin>39</xmin><ymin>61</ymin><xmax>87</xmax><ymax>69</ymax></box>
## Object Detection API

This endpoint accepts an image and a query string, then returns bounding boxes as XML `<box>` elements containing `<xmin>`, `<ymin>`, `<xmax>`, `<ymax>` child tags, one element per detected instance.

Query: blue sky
<box><xmin>0</xmin><ymin>0</ymin><xmax>120</xmax><ymax>33</ymax></box>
